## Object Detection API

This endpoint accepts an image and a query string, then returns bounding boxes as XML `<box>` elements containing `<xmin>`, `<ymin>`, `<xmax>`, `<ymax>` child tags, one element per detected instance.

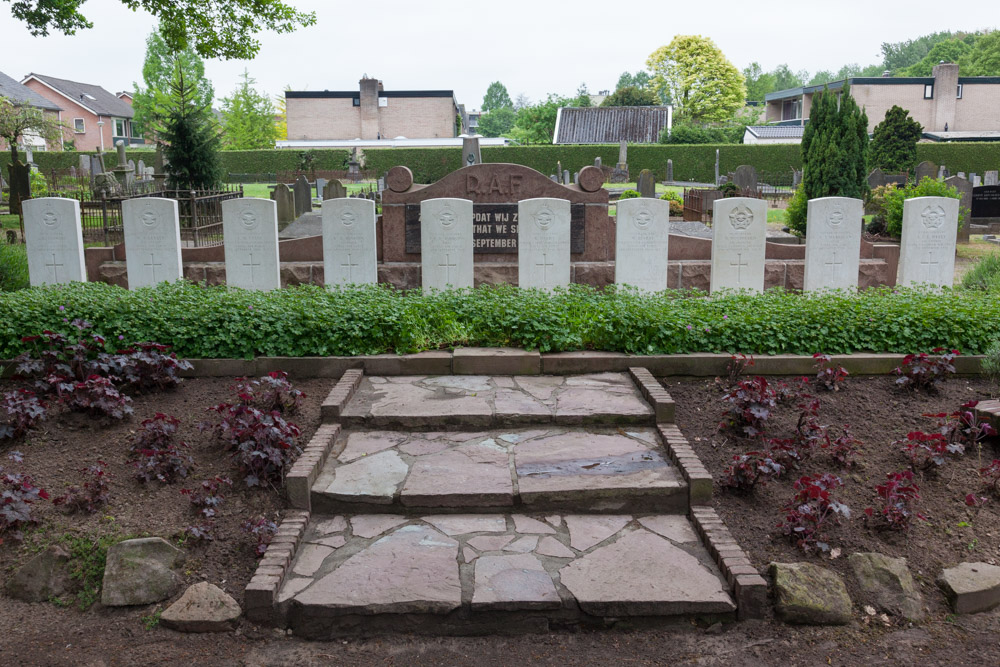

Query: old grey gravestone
<box><xmin>637</xmin><ymin>169</ymin><xmax>656</xmax><ymax>198</ymax></box>
<box><xmin>293</xmin><ymin>175</ymin><xmax>312</xmax><ymax>217</ymax></box>
<box><xmin>221</xmin><ymin>198</ymin><xmax>281</xmax><ymax>291</ymax></box>
<box><xmin>914</xmin><ymin>161</ymin><xmax>937</xmax><ymax>183</ymax></box>
<box><xmin>463</xmin><ymin>135</ymin><xmax>482</xmax><ymax>167</ymax></box>
<box><xmin>323</xmin><ymin>179</ymin><xmax>347</xmax><ymax>200</ymax></box>
<box><xmin>610</xmin><ymin>141</ymin><xmax>629</xmax><ymax>183</ymax></box>
<box><xmin>899</xmin><ymin>196</ymin><xmax>958</xmax><ymax>287</ymax></box>
<box><xmin>666</xmin><ymin>159</ymin><xmax>674</xmax><ymax>182</ymax></box>
<box><xmin>732</xmin><ymin>165</ymin><xmax>758</xmax><ymax>193</ymax></box>
<box><xmin>272</xmin><ymin>183</ymin><xmax>295</xmax><ymax>225</ymax></box>
<box><xmin>945</xmin><ymin>175</ymin><xmax>973</xmax><ymax>243</ymax></box>
<box><xmin>315</xmin><ymin>178</ymin><xmax>328</xmax><ymax>198</ymax></box>
<box><xmin>985</xmin><ymin>170</ymin><xmax>999</xmax><ymax>187</ymax></box>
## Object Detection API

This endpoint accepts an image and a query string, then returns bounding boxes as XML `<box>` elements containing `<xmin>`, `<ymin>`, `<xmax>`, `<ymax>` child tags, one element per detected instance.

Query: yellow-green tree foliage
<box><xmin>646</xmin><ymin>36</ymin><xmax>746</xmax><ymax>123</ymax></box>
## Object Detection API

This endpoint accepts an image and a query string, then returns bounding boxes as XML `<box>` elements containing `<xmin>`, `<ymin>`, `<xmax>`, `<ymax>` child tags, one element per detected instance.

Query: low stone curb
<box><xmin>975</xmin><ymin>399</ymin><xmax>1000</xmax><ymax>432</ymax></box>
<box><xmin>454</xmin><ymin>347</ymin><xmax>540</xmax><ymax>375</ymax></box>
<box><xmin>245</xmin><ymin>509</ymin><xmax>309</xmax><ymax>624</ymax></box>
<box><xmin>629</xmin><ymin>367</ymin><xmax>675</xmax><ymax>422</ymax></box>
<box><xmin>320</xmin><ymin>369</ymin><xmax>364</xmax><ymax>420</ymax></box>
<box><xmin>285</xmin><ymin>424</ymin><xmax>341</xmax><ymax>511</ymax></box>
<box><xmin>691</xmin><ymin>506</ymin><xmax>768</xmax><ymax>621</ymax></box>
<box><xmin>658</xmin><ymin>424</ymin><xmax>712</xmax><ymax>506</ymax></box>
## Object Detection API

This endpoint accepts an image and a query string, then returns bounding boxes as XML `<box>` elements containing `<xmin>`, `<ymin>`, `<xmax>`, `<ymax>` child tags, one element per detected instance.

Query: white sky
<box><xmin>0</xmin><ymin>0</ymin><xmax>994</xmax><ymax>110</ymax></box>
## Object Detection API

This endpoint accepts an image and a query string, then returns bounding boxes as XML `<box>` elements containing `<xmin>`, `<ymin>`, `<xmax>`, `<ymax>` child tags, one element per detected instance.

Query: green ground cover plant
<box><xmin>0</xmin><ymin>282</ymin><xmax>998</xmax><ymax>359</ymax></box>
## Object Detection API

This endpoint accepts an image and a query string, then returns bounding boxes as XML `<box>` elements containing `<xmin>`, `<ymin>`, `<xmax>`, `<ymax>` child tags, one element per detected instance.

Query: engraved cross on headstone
<box><xmin>341</xmin><ymin>253</ymin><xmax>359</xmax><ymax>281</ymax></box>
<box><xmin>825</xmin><ymin>251</ymin><xmax>844</xmax><ymax>268</ymax></box>
<box><xmin>921</xmin><ymin>250</ymin><xmax>939</xmax><ymax>267</ymax></box>
<box><xmin>730</xmin><ymin>253</ymin><xmax>748</xmax><ymax>284</ymax></box>
<box><xmin>536</xmin><ymin>252</ymin><xmax>555</xmax><ymax>282</ymax></box>
<box><xmin>144</xmin><ymin>252</ymin><xmax>162</xmax><ymax>282</ymax></box>
<box><xmin>438</xmin><ymin>253</ymin><xmax>457</xmax><ymax>284</ymax></box>
<box><xmin>45</xmin><ymin>253</ymin><xmax>63</xmax><ymax>282</ymax></box>
<box><xmin>243</xmin><ymin>252</ymin><xmax>262</xmax><ymax>286</ymax></box>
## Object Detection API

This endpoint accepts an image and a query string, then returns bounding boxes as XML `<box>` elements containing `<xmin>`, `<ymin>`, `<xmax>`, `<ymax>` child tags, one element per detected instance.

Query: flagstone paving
<box><xmin>337</xmin><ymin>373</ymin><xmax>654</xmax><ymax>428</ymax></box>
<box><xmin>311</xmin><ymin>427</ymin><xmax>686</xmax><ymax>513</ymax></box>
<box><xmin>277</xmin><ymin>513</ymin><xmax>735</xmax><ymax>638</ymax></box>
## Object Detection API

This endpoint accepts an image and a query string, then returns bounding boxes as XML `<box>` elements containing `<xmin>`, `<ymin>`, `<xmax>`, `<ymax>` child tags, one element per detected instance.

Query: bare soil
<box><xmin>1</xmin><ymin>372</ymin><xmax>999</xmax><ymax>665</ymax></box>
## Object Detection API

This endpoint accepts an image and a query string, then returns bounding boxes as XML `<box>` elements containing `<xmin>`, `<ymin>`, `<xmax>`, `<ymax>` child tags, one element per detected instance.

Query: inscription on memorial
<box><xmin>972</xmin><ymin>186</ymin><xmax>1000</xmax><ymax>219</ymax></box>
<box><xmin>405</xmin><ymin>203</ymin><xmax>585</xmax><ymax>253</ymax></box>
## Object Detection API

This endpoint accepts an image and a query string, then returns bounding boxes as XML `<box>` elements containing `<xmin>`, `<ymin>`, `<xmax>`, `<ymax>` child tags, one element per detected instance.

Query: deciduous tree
<box><xmin>476</xmin><ymin>107</ymin><xmax>515</xmax><ymax>137</ymax></box>
<box><xmin>601</xmin><ymin>86</ymin><xmax>659</xmax><ymax>107</ymax></box>
<box><xmin>0</xmin><ymin>96</ymin><xmax>64</xmax><ymax>164</ymax></box>
<box><xmin>962</xmin><ymin>31</ymin><xmax>1000</xmax><ymax>76</ymax></box>
<box><xmin>481</xmin><ymin>81</ymin><xmax>512</xmax><ymax>113</ymax></box>
<box><xmin>220</xmin><ymin>70</ymin><xmax>278</xmax><ymax>149</ymax></box>
<box><xmin>508</xmin><ymin>95</ymin><xmax>564</xmax><ymax>144</ymax></box>
<box><xmin>132</xmin><ymin>31</ymin><xmax>214</xmax><ymax>138</ymax></box>
<box><xmin>646</xmin><ymin>36</ymin><xmax>746</xmax><ymax>123</ymax></box>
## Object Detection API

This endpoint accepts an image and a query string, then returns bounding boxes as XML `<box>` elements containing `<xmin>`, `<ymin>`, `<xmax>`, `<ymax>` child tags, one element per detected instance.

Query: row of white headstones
<box><xmin>22</xmin><ymin>194</ymin><xmax>959</xmax><ymax>292</ymax></box>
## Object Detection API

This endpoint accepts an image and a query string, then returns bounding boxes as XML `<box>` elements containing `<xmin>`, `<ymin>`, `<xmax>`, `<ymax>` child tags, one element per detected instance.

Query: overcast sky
<box><xmin>1</xmin><ymin>0</ymin><xmax>994</xmax><ymax>110</ymax></box>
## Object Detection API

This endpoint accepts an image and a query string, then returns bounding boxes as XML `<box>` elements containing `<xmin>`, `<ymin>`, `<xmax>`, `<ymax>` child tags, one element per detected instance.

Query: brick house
<box><xmin>763</xmin><ymin>63</ymin><xmax>1000</xmax><ymax>137</ymax></box>
<box><xmin>284</xmin><ymin>76</ymin><xmax>459</xmax><ymax>143</ymax></box>
<box><xmin>20</xmin><ymin>73</ymin><xmax>145</xmax><ymax>152</ymax></box>
<box><xmin>0</xmin><ymin>70</ymin><xmax>63</xmax><ymax>153</ymax></box>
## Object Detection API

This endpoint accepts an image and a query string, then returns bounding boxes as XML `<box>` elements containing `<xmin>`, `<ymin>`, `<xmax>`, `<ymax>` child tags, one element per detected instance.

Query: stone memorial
<box><xmin>322</xmin><ymin>198</ymin><xmax>378</xmax><ymax>286</ymax></box>
<box><xmin>294</xmin><ymin>175</ymin><xmax>312</xmax><ymax>216</ymax></box>
<box><xmin>122</xmin><ymin>198</ymin><xmax>183</xmax><ymax>288</ymax></box>
<box><xmin>937</xmin><ymin>165</ymin><xmax>949</xmax><ymax>179</ymax></box>
<box><xmin>944</xmin><ymin>176</ymin><xmax>973</xmax><ymax>243</ymax></box>
<box><xmin>637</xmin><ymin>169</ymin><xmax>656</xmax><ymax>198</ymax></box>
<box><xmin>915</xmin><ymin>161</ymin><xmax>937</xmax><ymax>183</ymax></box>
<box><xmin>985</xmin><ymin>171</ymin><xmax>999</xmax><ymax>187</ymax></box>
<box><xmin>79</xmin><ymin>154</ymin><xmax>91</xmax><ymax>174</ymax></box>
<box><xmin>899</xmin><ymin>196</ymin><xmax>959</xmax><ymax>287</ymax></box>
<box><xmin>518</xmin><ymin>198</ymin><xmax>571</xmax><ymax>290</ymax></box>
<box><xmin>972</xmin><ymin>173</ymin><xmax>982</xmax><ymax>188</ymax></box>
<box><xmin>611</xmin><ymin>141</ymin><xmax>628</xmax><ymax>183</ymax></box>
<box><xmin>315</xmin><ymin>178</ymin><xmax>328</xmax><ymax>198</ymax></box>
<box><xmin>666</xmin><ymin>159</ymin><xmax>674</xmax><ymax>182</ymax></box>
<box><xmin>802</xmin><ymin>197</ymin><xmax>863</xmax><ymax>291</ymax></box>
<box><xmin>324</xmin><ymin>179</ymin><xmax>347</xmax><ymax>200</ymax></box>
<box><xmin>221</xmin><ymin>198</ymin><xmax>281</xmax><ymax>291</ymax></box>
<box><xmin>732</xmin><ymin>165</ymin><xmax>758</xmax><ymax>193</ymax></box>
<box><xmin>615</xmin><ymin>198</ymin><xmax>670</xmax><ymax>292</ymax></box>
<box><xmin>710</xmin><ymin>197</ymin><xmax>767</xmax><ymax>293</ymax></box>
<box><xmin>867</xmin><ymin>168</ymin><xmax>886</xmax><ymax>189</ymax></box>
<box><xmin>562</xmin><ymin>171</ymin><xmax>571</xmax><ymax>186</ymax></box>
<box><xmin>23</xmin><ymin>197</ymin><xmax>87</xmax><ymax>286</ymax></box>
<box><xmin>462</xmin><ymin>135</ymin><xmax>482</xmax><ymax>167</ymax></box>
<box><xmin>972</xmin><ymin>185</ymin><xmax>1000</xmax><ymax>222</ymax></box>
<box><xmin>273</xmin><ymin>183</ymin><xmax>295</xmax><ymax>224</ymax></box>
<box><xmin>594</xmin><ymin>157</ymin><xmax>602</xmax><ymax>169</ymax></box>
<box><xmin>420</xmin><ymin>198</ymin><xmax>474</xmax><ymax>291</ymax></box>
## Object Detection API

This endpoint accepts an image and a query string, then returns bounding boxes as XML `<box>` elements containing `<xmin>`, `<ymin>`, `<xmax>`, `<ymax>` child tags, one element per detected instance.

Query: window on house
<box><xmin>73</xmin><ymin>118</ymin><xmax>85</xmax><ymax>133</ymax></box>
<box><xmin>114</xmin><ymin>119</ymin><xmax>126</xmax><ymax>137</ymax></box>
<box><xmin>957</xmin><ymin>84</ymin><xmax>963</xmax><ymax>99</ymax></box>
<box><xmin>378</xmin><ymin>97</ymin><xmax>388</xmax><ymax>107</ymax></box>
<box><xmin>352</xmin><ymin>97</ymin><xmax>360</xmax><ymax>106</ymax></box>
<box><xmin>924</xmin><ymin>84</ymin><xmax>934</xmax><ymax>99</ymax></box>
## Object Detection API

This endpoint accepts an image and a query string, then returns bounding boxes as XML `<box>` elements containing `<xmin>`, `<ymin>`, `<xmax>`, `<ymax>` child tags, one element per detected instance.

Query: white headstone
<box><xmin>23</xmin><ymin>198</ymin><xmax>87</xmax><ymax>286</ymax></box>
<box><xmin>615</xmin><ymin>198</ymin><xmax>670</xmax><ymax>291</ymax></box>
<box><xmin>315</xmin><ymin>178</ymin><xmax>327</xmax><ymax>198</ymax></box>
<box><xmin>518</xmin><ymin>198</ymin><xmax>571</xmax><ymax>290</ymax></box>
<box><xmin>710</xmin><ymin>197</ymin><xmax>767</xmax><ymax>293</ymax></box>
<box><xmin>802</xmin><ymin>197</ymin><xmax>863</xmax><ymax>292</ymax></box>
<box><xmin>221</xmin><ymin>198</ymin><xmax>281</xmax><ymax>291</ymax></box>
<box><xmin>899</xmin><ymin>196</ymin><xmax>959</xmax><ymax>287</ymax></box>
<box><xmin>420</xmin><ymin>198</ymin><xmax>474</xmax><ymax>292</ymax></box>
<box><xmin>322</xmin><ymin>198</ymin><xmax>378</xmax><ymax>286</ymax></box>
<box><xmin>122</xmin><ymin>198</ymin><xmax>183</xmax><ymax>289</ymax></box>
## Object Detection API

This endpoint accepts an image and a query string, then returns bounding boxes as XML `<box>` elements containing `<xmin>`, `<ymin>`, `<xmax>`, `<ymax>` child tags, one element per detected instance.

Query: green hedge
<box><xmin>916</xmin><ymin>143</ymin><xmax>1000</xmax><ymax>176</ymax></box>
<box><xmin>0</xmin><ymin>282</ymin><xmax>996</xmax><ymax>359</ymax></box>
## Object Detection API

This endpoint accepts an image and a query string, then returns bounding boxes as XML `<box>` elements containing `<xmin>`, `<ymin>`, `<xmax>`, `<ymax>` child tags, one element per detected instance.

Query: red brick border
<box><xmin>657</xmin><ymin>424</ymin><xmax>712</xmax><ymax>506</ymax></box>
<box><xmin>320</xmin><ymin>369</ymin><xmax>364</xmax><ymax>420</ymax></box>
<box><xmin>691</xmin><ymin>506</ymin><xmax>768</xmax><ymax>620</ymax></box>
<box><xmin>245</xmin><ymin>509</ymin><xmax>309</xmax><ymax>623</ymax></box>
<box><xmin>629</xmin><ymin>367</ymin><xmax>675</xmax><ymax>423</ymax></box>
<box><xmin>285</xmin><ymin>424</ymin><xmax>340</xmax><ymax>511</ymax></box>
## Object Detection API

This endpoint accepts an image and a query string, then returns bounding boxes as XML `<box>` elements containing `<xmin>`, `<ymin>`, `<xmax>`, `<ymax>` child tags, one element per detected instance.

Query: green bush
<box><xmin>786</xmin><ymin>186</ymin><xmax>808</xmax><ymax>234</ymax></box>
<box><xmin>660</xmin><ymin>191</ymin><xmax>683</xmax><ymax>215</ymax></box>
<box><xmin>883</xmin><ymin>177</ymin><xmax>965</xmax><ymax>238</ymax></box>
<box><xmin>981</xmin><ymin>339</ymin><xmax>1000</xmax><ymax>384</ymax></box>
<box><xmin>28</xmin><ymin>169</ymin><xmax>48</xmax><ymax>197</ymax></box>
<box><xmin>618</xmin><ymin>189</ymin><xmax>641</xmax><ymax>200</ymax></box>
<box><xmin>0</xmin><ymin>282</ymin><xmax>998</xmax><ymax>359</ymax></box>
<box><xmin>0</xmin><ymin>243</ymin><xmax>29</xmax><ymax>292</ymax></box>
<box><xmin>961</xmin><ymin>253</ymin><xmax>1000</xmax><ymax>291</ymax></box>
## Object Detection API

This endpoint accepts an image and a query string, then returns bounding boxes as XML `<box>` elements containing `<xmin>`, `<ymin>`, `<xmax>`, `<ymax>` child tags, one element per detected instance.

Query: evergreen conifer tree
<box><xmin>156</xmin><ymin>69</ymin><xmax>223</xmax><ymax>190</ymax></box>
<box><xmin>869</xmin><ymin>106</ymin><xmax>922</xmax><ymax>174</ymax></box>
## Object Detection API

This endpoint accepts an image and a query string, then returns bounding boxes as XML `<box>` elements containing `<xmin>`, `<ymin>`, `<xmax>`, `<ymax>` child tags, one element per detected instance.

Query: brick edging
<box><xmin>245</xmin><ymin>509</ymin><xmax>309</xmax><ymax>623</ymax></box>
<box><xmin>690</xmin><ymin>506</ymin><xmax>768</xmax><ymax>621</ymax></box>
<box><xmin>285</xmin><ymin>424</ymin><xmax>341</xmax><ymax>510</ymax></box>
<box><xmin>657</xmin><ymin>424</ymin><xmax>712</xmax><ymax>506</ymax></box>
<box><xmin>321</xmin><ymin>369</ymin><xmax>364</xmax><ymax>420</ymax></box>
<box><xmin>629</xmin><ymin>367</ymin><xmax>675</xmax><ymax>422</ymax></box>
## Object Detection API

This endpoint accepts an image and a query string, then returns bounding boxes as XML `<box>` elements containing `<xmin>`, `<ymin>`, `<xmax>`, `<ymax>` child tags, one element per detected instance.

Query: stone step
<box><xmin>274</xmin><ymin>512</ymin><xmax>736</xmax><ymax>637</ymax></box>
<box><xmin>332</xmin><ymin>372</ymin><xmax>655</xmax><ymax>429</ymax></box>
<box><xmin>311</xmin><ymin>426</ymin><xmax>687</xmax><ymax>514</ymax></box>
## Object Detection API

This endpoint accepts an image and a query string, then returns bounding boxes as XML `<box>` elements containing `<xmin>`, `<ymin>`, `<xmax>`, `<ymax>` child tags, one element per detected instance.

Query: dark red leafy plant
<box><xmin>864</xmin><ymin>470</ymin><xmax>925</xmax><ymax>531</ymax></box>
<box><xmin>721</xmin><ymin>451</ymin><xmax>783</xmax><ymax>492</ymax></box>
<box><xmin>61</xmin><ymin>375</ymin><xmax>133</xmax><ymax>420</ymax></box>
<box><xmin>719</xmin><ymin>376</ymin><xmax>787</xmax><ymax>438</ymax></box>
<box><xmin>53</xmin><ymin>461</ymin><xmax>111</xmax><ymax>514</ymax></box>
<box><xmin>0</xmin><ymin>452</ymin><xmax>49</xmax><ymax>544</ymax></box>
<box><xmin>898</xmin><ymin>430</ymin><xmax>963</xmax><ymax>470</ymax></box>
<box><xmin>0</xmin><ymin>389</ymin><xmax>47</xmax><ymax>441</ymax></box>
<box><xmin>242</xmin><ymin>516</ymin><xmax>279</xmax><ymax>557</ymax></box>
<box><xmin>109</xmin><ymin>342</ymin><xmax>193</xmax><ymax>393</ymax></box>
<box><xmin>130</xmin><ymin>414</ymin><xmax>194</xmax><ymax>484</ymax></box>
<box><xmin>813</xmin><ymin>353</ymin><xmax>849</xmax><ymax>392</ymax></box>
<box><xmin>778</xmin><ymin>473</ymin><xmax>850</xmax><ymax>554</ymax></box>
<box><xmin>203</xmin><ymin>402</ymin><xmax>301</xmax><ymax>488</ymax></box>
<box><xmin>232</xmin><ymin>371</ymin><xmax>305</xmax><ymax>415</ymax></box>
<box><xmin>894</xmin><ymin>348</ymin><xmax>959</xmax><ymax>391</ymax></box>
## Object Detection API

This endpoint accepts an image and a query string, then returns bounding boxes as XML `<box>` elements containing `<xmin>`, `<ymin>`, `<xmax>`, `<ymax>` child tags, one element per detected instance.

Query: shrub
<box><xmin>827</xmin><ymin>427</ymin><xmax>862</xmax><ymax>467</ymax></box>
<box><xmin>716</xmin><ymin>353</ymin><xmax>754</xmax><ymax>391</ymax></box>
<box><xmin>182</xmin><ymin>476</ymin><xmax>232</xmax><ymax>519</ymax></box>
<box><xmin>923</xmin><ymin>400</ymin><xmax>996</xmax><ymax>452</ymax></box>
<box><xmin>53</xmin><ymin>462</ymin><xmax>111</xmax><ymax>514</ymax></box>
<box><xmin>659</xmin><ymin>191</ymin><xmax>683</xmax><ymax>215</ymax></box>
<box><xmin>0</xmin><ymin>242</ymin><xmax>29</xmax><ymax>292</ymax></box>
<box><xmin>984</xmin><ymin>340</ymin><xmax>1000</xmax><ymax>384</ymax></box>
<box><xmin>864</xmin><ymin>470</ymin><xmax>924</xmax><ymax>531</ymax></box>
<box><xmin>618</xmin><ymin>189</ymin><xmax>641</xmax><ymax>200</ymax></box>
<box><xmin>778</xmin><ymin>473</ymin><xmax>850</xmax><ymax>554</ymax></box>
<box><xmin>894</xmin><ymin>348</ymin><xmax>959</xmax><ymax>391</ymax></box>
<box><xmin>813</xmin><ymin>353</ymin><xmax>848</xmax><ymax>391</ymax></box>
<box><xmin>233</xmin><ymin>371</ymin><xmax>305</xmax><ymax>415</ymax></box>
<box><xmin>0</xmin><ymin>452</ymin><xmax>48</xmax><ymax>543</ymax></box>
<box><xmin>864</xmin><ymin>183</ymin><xmax>896</xmax><ymax>235</ymax></box>
<box><xmin>961</xmin><ymin>254</ymin><xmax>1000</xmax><ymax>292</ymax></box>
<box><xmin>719</xmin><ymin>376</ymin><xmax>793</xmax><ymax>437</ymax></box>
<box><xmin>204</xmin><ymin>403</ymin><xmax>301</xmax><ymax>488</ymax></box>
<box><xmin>869</xmin><ymin>105</ymin><xmax>922</xmax><ymax>174</ymax></box>
<box><xmin>61</xmin><ymin>375</ymin><xmax>133</xmax><ymax>420</ymax></box>
<box><xmin>242</xmin><ymin>516</ymin><xmax>278</xmax><ymax>557</ymax></box>
<box><xmin>882</xmin><ymin>177</ymin><xmax>965</xmax><ymax>238</ymax></box>
<box><xmin>130</xmin><ymin>414</ymin><xmax>194</xmax><ymax>484</ymax></box>
<box><xmin>898</xmin><ymin>430</ymin><xmax>962</xmax><ymax>470</ymax></box>
<box><xmin>109</xmin><ymin>342</ymin><xmax>193</xmax><ymax>393</ymax></box>
<box><xmin>721</xmin><ymin>451</ymin><xmax>783</xmax><ymax>492</ymax></box>
<box><xmin>0</xmin><ymin>389</ymin><xmax>47</xmax><ymax>442</ymax></box>
<box><xmin>786</xmin><ymin>185</ymin><xmax>808</xmax><ymax>235</ymax></box>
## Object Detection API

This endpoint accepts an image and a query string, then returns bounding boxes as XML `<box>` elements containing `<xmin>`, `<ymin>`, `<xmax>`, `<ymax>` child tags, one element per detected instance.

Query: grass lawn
<box><xmin>957</xmin><ymin>235</ymin><xmax>1000</xmax><ymax>260</ymax></box>
<box><xmin>1</xmin><ymin>213</ymin><xmax>21</xmax><ymax>230</ymax></box>
<box><xmin>240</xmin><ymin>181</ymin><xmax>377</xmax><ymax>199</ymax></box>
<box><xmin>603</xmin><ymin>182</ymin><xmax>680</xmax><ymax>196</ymax></box>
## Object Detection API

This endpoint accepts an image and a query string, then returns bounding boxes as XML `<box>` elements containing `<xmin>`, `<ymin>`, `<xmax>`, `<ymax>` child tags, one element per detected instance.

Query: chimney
<box><xmin>931</xmin><ymin>62</ymin><xmax>960</xmax><ymax>132</ymax></box>
<box><xmin>359</xmin><ymin>76</ymin><xmax>380</xmax><ymax>140</ymax></box>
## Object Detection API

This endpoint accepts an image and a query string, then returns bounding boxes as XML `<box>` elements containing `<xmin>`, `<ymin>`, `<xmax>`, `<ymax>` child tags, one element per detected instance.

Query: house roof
<box><xmin>285</xmin><ymin>90</ymin><xmax>455</xmax><ymax>99</ymax></box>
<box><xmin>22</xmin><ymin>73</ymin><xmax>133</xmax><ymax>118</ymax></box>
<box><xmin>765</xmin><ymin>75</ymin><xmax>1000</xmax><ymax>102</ymax></box>
<box><xmin>744</xmin><ymin>125</ymin><xmax>805</xmax><ymax>139</ymax></box>
<box><xmin>553</xmin><ymin>106</ymin><xmax>672</xmax><ymax>144</ymax></box>
<box><xmin>0</xmin><ymin>71</ymin><xmax>62</xmax><ymax>111</ymax></box>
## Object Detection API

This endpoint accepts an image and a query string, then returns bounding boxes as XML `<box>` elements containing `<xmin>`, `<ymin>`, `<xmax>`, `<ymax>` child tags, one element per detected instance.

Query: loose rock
<box><xmin>4</xmin><ymin>545</ymin><xmax>74</xmax><ymax>602</ymax></box>
<box><xmin>770</xmin><ymin>562</ymin><xmax>852</xmax><ymax>625</ymax></box>
<box><xmin>848</xmin><ymin>552</ymin><xmax>924</xmax><ymax>621</ymax></box>
<box><xmin>102</xmin><ymin>537</ymin><xmax>182</xmax><ymax>606</ymax></box>
<box><xmin>160</xmin><ymin>582</ymin><xmax>242</xmax><ymax>633</ymax></box>
<box><xmin>937</xmin><ymin>562</ymin><xmax>1000</xmax><ymax>614</ymax></box>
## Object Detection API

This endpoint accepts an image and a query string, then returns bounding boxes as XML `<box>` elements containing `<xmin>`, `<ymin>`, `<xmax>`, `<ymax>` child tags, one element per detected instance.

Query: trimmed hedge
<box><xmin>916</xmin><ymin>143</ymin><xmax>1000</xmax><ymax>176</ymax></box>
<box><xmin>0</xmin><ymin>282</ymin><xmax>996</xmax><ymax>359</ymax></box>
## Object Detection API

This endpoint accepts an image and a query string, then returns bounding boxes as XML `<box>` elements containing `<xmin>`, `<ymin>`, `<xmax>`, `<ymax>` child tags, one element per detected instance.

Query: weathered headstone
<box><xmin>518</xmin><ymin>198</ymin><xmax>571</xmax><ymax>290</ymax></box>
<box><xmin>594</xmin><ymin>157</ymin><xmax>602</xmax><ymax>169</ymax></box>
<box><xmin>732</xmin><ymin>165</ymin><xmax>758</xmax><ymax>193</ymax></box>
<box><xmin>899</xmin><ymin>196</ymin><xmax>959</xmax><ymax>287</ymax></box>
<box><xmin>69</xmin><ymin>165</ymin><xmax>78</xmax><ymax>180</ymax></box>
<box><xmin>122</xmin><ymin>198</ymin><xmax>183</xmax><ymax>288</ymax></box>
<box><xmin>985</xmin><ymin>171</ymin><xmax>999</xmax><ymax>187</ymax></box>
<box><xmin>315</xmin><ymin>178</ymin><xmax>328</xmax><ymax>198</ymax></box>
<box><xmin>972</xmin><ymin>173</ymin><xmax>982</xmax><ymax>188</ymax></box>
<box><xmin>710</xmin><ymin>197</ymin><xmax>767</xmax><ymax>293</ymax></box>
<box><xmin>79</xmin><ymin>154</ymin><xmax>91</xmax><ymax>175</ymax></box>
<box><xmin>803</xmin><ymin>197</ymin><xmax>863</xmax><ymax>292</ymax></box>
<box><xmin>937</xmin><ymin>165</ymin><xmax>949</xmax><ymax>179</ymax></box>
<box><xmin>666</xmin><ymin>159</ymin><xmax>674</xmax><ymax>182</ymax></box>
<box><xmin>322</xmin><ymin>198</ymin><xmax>378</xmax><ymax>286</ymax></box>
<box><xmin>573</xmin><ymin>172</ymin><xmax>579</xmax><ymax>185</ymax></box>
<box><xmin>562</xmin><ymin>170</ymin><xmax>571</xmax><ymax>186</ymax></box>
<box><xmin>945</xmin><ymin>175</ymin><xmax>973</xmax><ymax>243</ymax></box>
<box><xmin>615</xmin><ymin>198</ymin><xmax>670</xmax><ymax>292</ymax></box>
<box><xmin>221</xmin><ymin>198</ymin><xmax>281</xmax><ymax>291</ymax></box>
<box><xmin>23</xmin><ymin>197</ymin><xmax>87</xmax><ymax>285</ymax></box>
<box><xmin>973</xmin><ymin>185</ymin><xmax>1000</xmax><ymax>220</ymax></box>
<box><xmin>915</xmin><ymin>161</ymin><xmax>937</xmax><ymax>183</ymax></box>
<box><xmin>137</xmin><ymin>160</ymin><xmax>146</xmax><ymax>179</ymax></box>
<box><xmin>958</xmin><ymin>172</ymin><xmax>967</xmax><ymax>180</ymax></box>
<box><xmin>617</xmin><ymin>142</ymin><xmax>627</xmax><ymax>168</ymax></box>
<box><xmin>323</xmin><ymin>179</ymin><xmax>347</xmax><ymax>200</ymax></box>
<box><xmin>273</xmin><ymin>183</ymin><xmax>294</xmax><ymax>224</ymax></box>
<box><xmin>463</xmin><ymin>135</ymin><xmax>482</xmax><ymax>167</ymax></box>
<box><xmin>420</xmin><ymin>198</ymin><xmax>474</xmax><ymax>292</ymax></box>
<box><xmin>792</xmin><ymin>168</ymin><xmax>803</xmax><ymax>187</ymax></box>
<box><xmin>293</xmin><ymin>175</ymin><xmax>312</xmax><ymax>216</ymax></box>
<box><xmin>637</xmin><ymin>169</ymin><xmax>656</xmax><ymax>198</ymax></box>
<box><xmin>868</xmin><ymin>168</ymin><xmax>886</xmax><ymax>189</ymax></box>
<box><xmin>714</xmin><ymin>149</ymin><xmax>721</xmax><ymax>185</ymax></box>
